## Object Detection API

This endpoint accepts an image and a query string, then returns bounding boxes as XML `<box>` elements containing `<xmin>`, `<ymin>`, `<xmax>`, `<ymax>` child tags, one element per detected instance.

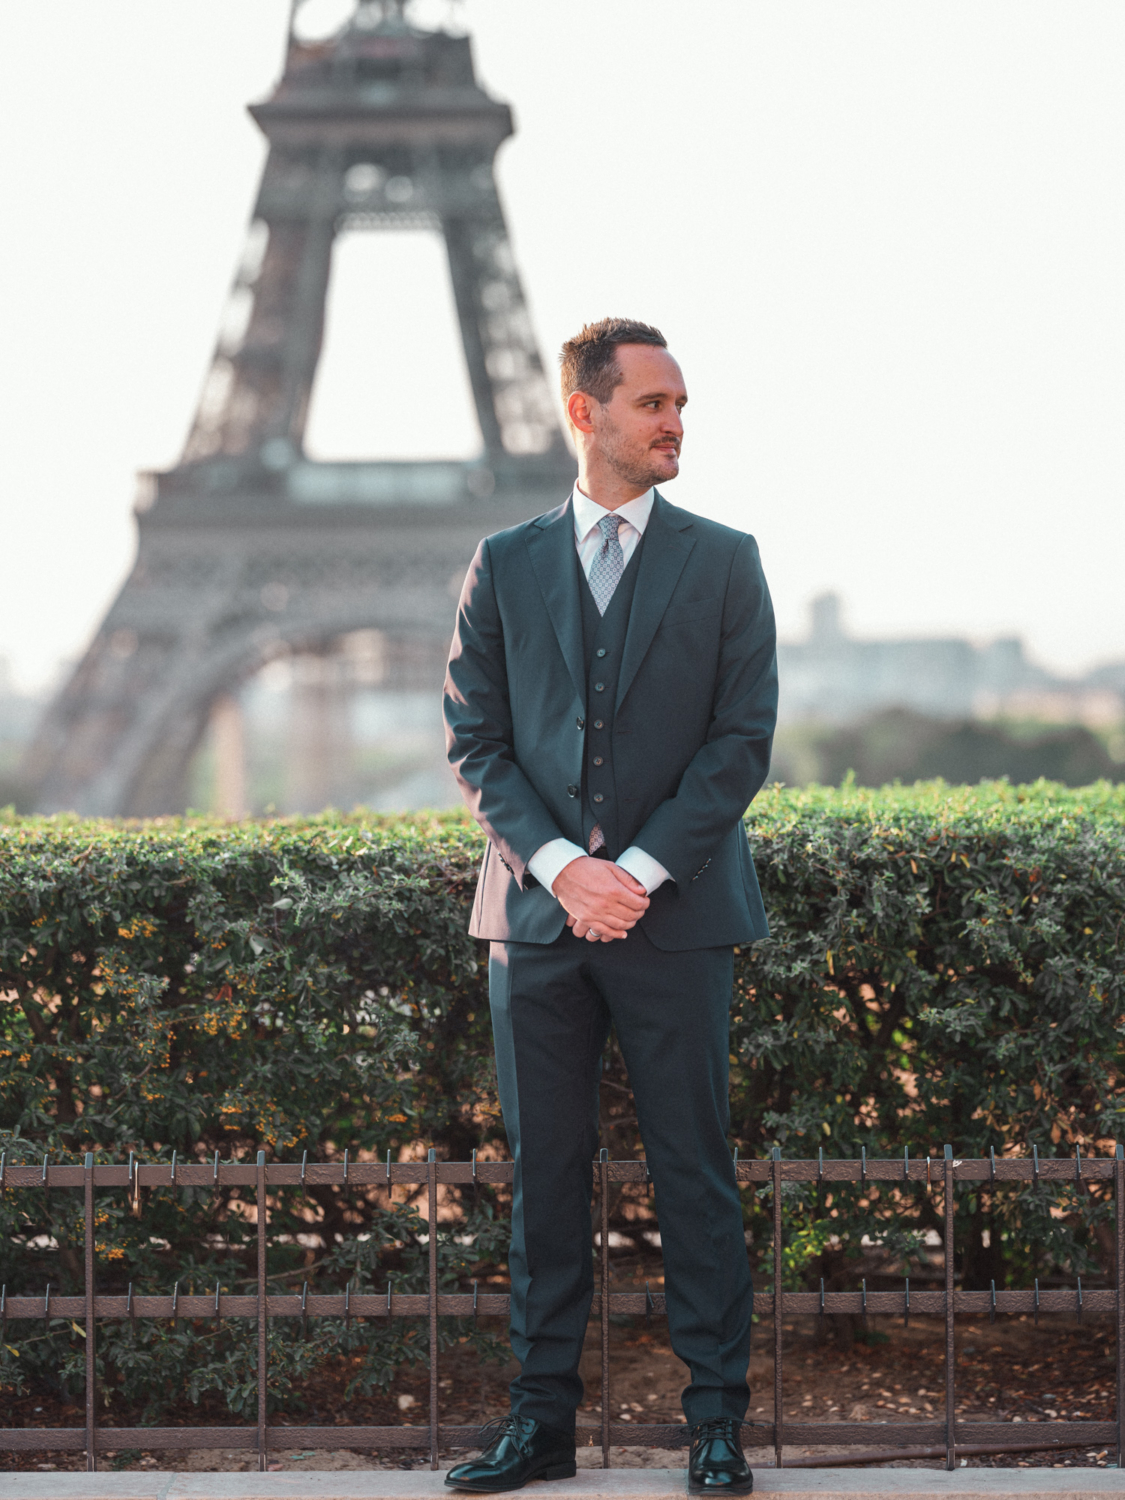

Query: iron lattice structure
<box><xmin>28</xmin><ymin>0</ymin><xmax>573</xmax><ymax>815</ymax></box>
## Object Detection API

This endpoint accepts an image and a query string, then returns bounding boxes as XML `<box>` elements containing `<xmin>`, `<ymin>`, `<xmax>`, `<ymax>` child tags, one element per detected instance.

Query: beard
<box><xmin>597</xmin><ymin>409</ymin><xmax>679</xmax><ymax>489</ymax></box>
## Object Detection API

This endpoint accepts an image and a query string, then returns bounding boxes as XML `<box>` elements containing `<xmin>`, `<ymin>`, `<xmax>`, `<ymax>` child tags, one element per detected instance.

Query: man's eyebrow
<box><xmin>633</xmin><ymin>388</ymin><xmax>688</xmax><ymax>402</ymax></box>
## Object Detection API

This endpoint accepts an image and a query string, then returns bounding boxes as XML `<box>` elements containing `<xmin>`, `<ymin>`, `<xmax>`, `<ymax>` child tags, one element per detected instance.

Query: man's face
<box><xmin>589</xmin><ymin>344</ymin><xmax>687</xmax><ymax>489</ymax></box>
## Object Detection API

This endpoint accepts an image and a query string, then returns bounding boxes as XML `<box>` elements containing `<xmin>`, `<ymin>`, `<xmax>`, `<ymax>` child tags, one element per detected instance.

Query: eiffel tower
<box><xmin>28</xmin><ymin>0</ymin><xmax>573</xmax><ymax>816</ymax></box>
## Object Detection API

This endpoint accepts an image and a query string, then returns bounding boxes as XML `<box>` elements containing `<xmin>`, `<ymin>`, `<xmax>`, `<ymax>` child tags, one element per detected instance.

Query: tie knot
<box><xmin>598</xmin><ymin>513</ymin><xmax>621</xmax><ymax>541</ymax></box>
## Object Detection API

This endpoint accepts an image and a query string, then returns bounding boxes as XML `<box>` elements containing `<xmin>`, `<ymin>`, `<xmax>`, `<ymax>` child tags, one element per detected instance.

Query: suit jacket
<box><xmin>442</xmin><ymin>491</ymin><xmax>778</xmax><ymax>950</ymax></box>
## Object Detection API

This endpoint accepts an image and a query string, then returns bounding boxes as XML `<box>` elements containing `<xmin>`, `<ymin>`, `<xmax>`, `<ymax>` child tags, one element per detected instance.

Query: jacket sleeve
<box><xmin>628</xmin><ymin>533</ymin><xmax>777</xmax><ymax>885</ymax></box>
<box><xmin>443</xmin><ymin>538</ymin><xmax>569</xmax><ymax>888</ymax></box>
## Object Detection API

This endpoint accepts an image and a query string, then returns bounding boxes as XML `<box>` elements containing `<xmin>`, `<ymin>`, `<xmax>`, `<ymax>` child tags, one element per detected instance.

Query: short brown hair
<box><xmin>559</xmin><ymin>317</ymin><xmax>667</xmax><ymax>405</ymax></box>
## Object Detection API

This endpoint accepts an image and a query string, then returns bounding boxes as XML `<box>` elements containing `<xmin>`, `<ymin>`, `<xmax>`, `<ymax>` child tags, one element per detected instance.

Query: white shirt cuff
<box><xmin>616</xmin><ymin>845</ymin><xmax>674</xmax><ymax>895</ymax></box>
<box><xmin>527</xmin><ymin>837</ymin><xmax>587</xmax><ymax>894</ymax></box>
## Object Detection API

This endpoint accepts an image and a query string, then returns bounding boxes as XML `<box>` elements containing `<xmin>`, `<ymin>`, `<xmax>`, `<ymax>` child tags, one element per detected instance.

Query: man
<box><xmin>443</xmin><ymin>318</ymin><xmax>777</xmax><ymax>1494</ymax></box>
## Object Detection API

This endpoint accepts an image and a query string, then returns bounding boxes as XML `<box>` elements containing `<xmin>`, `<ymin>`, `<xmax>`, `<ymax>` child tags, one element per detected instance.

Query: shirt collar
<box><xmin>571</xmin><ymin>483</ymin><xmax>655</xmax><ymax>541</ymax></box>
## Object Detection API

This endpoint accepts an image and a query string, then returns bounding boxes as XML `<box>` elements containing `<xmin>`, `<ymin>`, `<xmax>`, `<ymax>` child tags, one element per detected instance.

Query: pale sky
<box><xmin>2</xmin><ymin>1</ymin><xmax>1123</xmax><ymax>693</ymax></box>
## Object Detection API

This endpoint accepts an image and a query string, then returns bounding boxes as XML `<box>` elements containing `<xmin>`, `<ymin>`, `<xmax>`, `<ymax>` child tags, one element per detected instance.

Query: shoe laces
<box><xmin>692</xmin><ymin>1416</ymin><xmax>738</xmax><ymax>1447</ymax></box>
<box><xmin>477</xmin><ymin>1413</ymin><xmax>532</xmax><ymax>1455</ymax></box>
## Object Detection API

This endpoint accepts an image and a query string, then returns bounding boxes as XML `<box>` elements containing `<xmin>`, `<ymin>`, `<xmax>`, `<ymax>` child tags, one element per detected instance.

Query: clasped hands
<box><xmin>551</xmin><ymin>855</ymin><xmax>649</xmax><ymax>942</ymax></box>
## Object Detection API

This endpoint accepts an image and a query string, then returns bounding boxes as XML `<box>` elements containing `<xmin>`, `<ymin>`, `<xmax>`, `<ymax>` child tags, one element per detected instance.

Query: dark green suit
<box><xmin>444</xmin><ymin>492</ymin><xmax>777</xmax><ymax>1429</ymax></box>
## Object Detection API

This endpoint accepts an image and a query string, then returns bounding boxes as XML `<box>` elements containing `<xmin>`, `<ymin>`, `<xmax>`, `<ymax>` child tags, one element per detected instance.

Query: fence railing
<box><xmin>1</xmin><ymin>1146</ymin><xmax>1122</xmax><ymax>1474</ymax></box>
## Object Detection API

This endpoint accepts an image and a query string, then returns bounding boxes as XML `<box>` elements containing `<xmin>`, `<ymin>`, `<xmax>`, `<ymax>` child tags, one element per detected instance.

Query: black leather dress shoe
<box><xmin>688</xmin><ymin>1416</ymin><xmax>753</xmax><ymax>1494</ymax></box>
<box><xmin>445</xmin><ymin>1414</ymin><xmax>577</xmax><ymax>1492</ymax></box>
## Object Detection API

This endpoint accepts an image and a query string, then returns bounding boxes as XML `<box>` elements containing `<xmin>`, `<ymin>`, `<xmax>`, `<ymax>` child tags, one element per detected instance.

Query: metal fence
<box><xmin>1</xmin><ymin>1147</ymin><xmax>1122</xmax><ymax>1474</ymax></box>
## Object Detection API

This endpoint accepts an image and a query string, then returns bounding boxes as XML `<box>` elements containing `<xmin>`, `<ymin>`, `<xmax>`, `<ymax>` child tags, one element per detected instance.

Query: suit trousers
<box><xmin>488</xmin><ymin>926</ymin><xmax>753</xmax><ymax>1433</ymax></box>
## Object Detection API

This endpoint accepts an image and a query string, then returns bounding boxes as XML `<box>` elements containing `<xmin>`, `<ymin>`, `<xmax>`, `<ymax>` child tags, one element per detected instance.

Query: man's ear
<box><xmin>567</xmin><ymin>390</ymin><xmax>596</xmax><ymax>435</ymax></box>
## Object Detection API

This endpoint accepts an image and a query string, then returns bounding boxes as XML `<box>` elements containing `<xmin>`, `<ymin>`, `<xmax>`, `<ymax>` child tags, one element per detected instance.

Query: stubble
<box><xmin>598</xmin><ymin>408</ymin><xmax>679</xmax><ymax>490</ymax></box>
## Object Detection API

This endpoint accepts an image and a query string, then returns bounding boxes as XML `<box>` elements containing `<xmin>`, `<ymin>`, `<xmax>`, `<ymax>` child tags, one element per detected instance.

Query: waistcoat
<box><xmin>577</xmin><ymin>533</ymin><xmax>645</xmax><ymax>858</ymax></box>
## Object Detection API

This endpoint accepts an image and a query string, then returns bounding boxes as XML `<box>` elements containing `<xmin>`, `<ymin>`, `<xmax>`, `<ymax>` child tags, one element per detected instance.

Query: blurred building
<box><xmin>778</xmin><ymin>593</ymin><xmax>1124</xmax><ymax>728</ymax></box>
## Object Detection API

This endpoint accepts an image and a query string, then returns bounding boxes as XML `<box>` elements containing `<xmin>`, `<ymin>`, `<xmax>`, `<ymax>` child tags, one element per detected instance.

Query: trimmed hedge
<box><xmin>1</xmin><ymin>780</ymin><xmax>1123</xmax><ymax>1407</ymax></box>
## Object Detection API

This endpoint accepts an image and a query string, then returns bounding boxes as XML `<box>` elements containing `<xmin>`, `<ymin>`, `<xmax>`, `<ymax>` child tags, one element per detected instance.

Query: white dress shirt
<box><xmin>572</xmin><ymin>483</ymin><xmax>652</xmax><ymax>574</ymax></box>
<box><xmin>525</xmin><ymin>484</ymin><xmax>674</xmax><ymax>900</ymax></box>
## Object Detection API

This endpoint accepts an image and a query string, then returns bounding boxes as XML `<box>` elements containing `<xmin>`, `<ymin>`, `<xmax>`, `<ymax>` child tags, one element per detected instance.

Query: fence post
<box><xmin>428</xmin><ymin>1147</ymin><xmax>440</xmax><ymax>1471</ymax></box>
<box><xmin>256</xmin><ymin>1149</ymin><xmax>268</xmax><ymax>1473</ymax></box>
<box><xmin>83</xmin><ymin>1152</ymin><xmax>97</xmax><ymax>1473</ymax></box>
<box><xmin>1116</xmin><ymin>1142</ymin><xmax>1124</xmax><ymax>1468</ymax></box>
<box><xmin>943</xmin><ymin>1145</ymin><xmax>956</xmax><ymax>1472</ymax></box>
<box><xmin>772</xmin><ymin>1146</ymin><xmax>783</xmax><ymax>1473</ymax></box>
<box><xmin>599</xmin><ymin>1147</ymin><xmax>611</xmax><ymax>1469</ymax></box>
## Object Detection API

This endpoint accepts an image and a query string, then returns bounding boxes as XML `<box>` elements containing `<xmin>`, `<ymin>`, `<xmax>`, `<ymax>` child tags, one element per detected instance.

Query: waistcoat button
<box><xmin>593</xmin><ymin>720</ymin><xmax>603</xmax><ymax>729</ymax></box>
<box><xmin>593</xmin><ymin>756</ymin><xmax>603</xmax><ymax>766</ymax></box>
<box><xmin>593</xmin><ymin>793</ymin><xmax>604</xmax><ymax>804</ymax></box>
<box><xmin>596</xmin><ymin>648</ymin><xmax>607</xmax><ymax>658</ymax></box>
<box><xmin>594</xmin><ymin>682</ymin><xmax>605</xmax><ymax>692</ymax></box>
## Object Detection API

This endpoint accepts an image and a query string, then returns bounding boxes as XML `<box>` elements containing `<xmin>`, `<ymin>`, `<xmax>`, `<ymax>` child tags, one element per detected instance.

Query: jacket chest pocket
<box><xmin>661</xmin><ymin>595</ymin><xmax>721</xmax><ymax>627</ymax></box>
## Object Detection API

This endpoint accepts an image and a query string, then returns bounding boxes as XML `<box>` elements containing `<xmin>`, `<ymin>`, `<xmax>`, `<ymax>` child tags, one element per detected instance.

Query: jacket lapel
<box><xmin>616</xmin><ymin>492</ymin><xmax>695</xmax><ymax>711</ymax></box>
<box><xmin>524</xmin><ymin>499</ymin><xmax>586</xmax><ymax>703</ymax></box>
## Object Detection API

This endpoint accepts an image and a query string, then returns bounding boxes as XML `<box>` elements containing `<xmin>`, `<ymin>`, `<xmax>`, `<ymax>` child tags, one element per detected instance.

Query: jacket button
<box><xmin>576</xmin><ymin>717</ymin><xmax>585</xmax><ymax>730</ymax></box>
<box><xmin>593</xmin><ymin>756</ymin><xmax>603</xmax><ymax>766</ymax></box>
<box><xmin>593</xmin><ymin>719</ymin><xmax>604</xmax><ymax>729</ymax></box>
<box><xmin>596</xmin><ymin>648</ymin><xmax>607</xmax><ymax>658</ymax></box>
<box><xmin>567</xmin><ymin>784</ymin><xmax>578</xmax><ymax>797</ymax></box>
<box><xmin>594</xmin><ymin>682</ymin><xmax>605</xmax><ymax>692</ymax></box>
<box><xmin>593</xmin><ymin>793</ymin><xmax>604</xmax><ymax>804</ymax></box>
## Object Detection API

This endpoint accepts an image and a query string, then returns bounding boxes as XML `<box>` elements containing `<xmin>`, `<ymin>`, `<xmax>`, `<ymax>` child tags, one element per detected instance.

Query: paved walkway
<box><xmin>3</xmin><ymin>1470</ymin><xmax>1123</xmax><ymax>1499</ymax></box>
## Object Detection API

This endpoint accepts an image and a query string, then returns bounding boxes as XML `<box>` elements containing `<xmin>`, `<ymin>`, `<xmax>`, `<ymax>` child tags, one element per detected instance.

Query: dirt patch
<box><xmin>575</xmin><ymin>1311</ymin><xmax>1117</xmax><ymax>1472</ymax></box>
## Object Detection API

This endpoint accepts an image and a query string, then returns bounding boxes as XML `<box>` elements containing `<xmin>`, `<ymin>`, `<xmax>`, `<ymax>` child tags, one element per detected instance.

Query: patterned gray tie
<box><xmin>586</xmin><ymin>513</ymin><xmax>625</xmax><ymax>856</ymax></box>
<box><xmin>588</xmin><ymin>512</ymin><xmax>625</xmax><ymax>616</ymax></box>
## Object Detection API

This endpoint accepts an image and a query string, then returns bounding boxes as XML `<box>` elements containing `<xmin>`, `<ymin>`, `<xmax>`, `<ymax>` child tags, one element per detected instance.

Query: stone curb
<box><xmin>2</xmin><ymin>1470</ymin><xmax>1123</xmax><ymax>1499</ymax></box>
